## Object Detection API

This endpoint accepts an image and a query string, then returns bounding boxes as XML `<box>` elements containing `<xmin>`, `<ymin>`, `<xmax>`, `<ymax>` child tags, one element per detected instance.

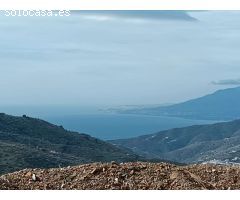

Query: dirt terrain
<box><xmin>1</xmin><ymin>161</ymin><xmax>240</xmax><ymax>190</ymax></box>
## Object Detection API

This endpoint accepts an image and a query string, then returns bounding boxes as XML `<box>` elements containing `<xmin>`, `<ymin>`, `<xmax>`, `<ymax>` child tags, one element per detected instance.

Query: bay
<box><xmin>44</xmin><ymin>114</ymin><xmax>215</xmax><ymax>140</ymax></box>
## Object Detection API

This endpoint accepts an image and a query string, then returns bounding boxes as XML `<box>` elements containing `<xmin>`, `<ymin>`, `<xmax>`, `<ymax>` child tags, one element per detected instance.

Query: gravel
<box><xmin>1</xmin><ymin>162</ymin><xmax>240</xmax><ymax>190</ymax></box>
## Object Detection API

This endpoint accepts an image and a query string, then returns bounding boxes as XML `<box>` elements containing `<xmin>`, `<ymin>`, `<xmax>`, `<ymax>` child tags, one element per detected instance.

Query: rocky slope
<box><xmin>0</xmin><ymin>113</ymin><xmax>140</xmax><ymax>175</ymax></box>
<box><xmin>110</xmin><ymin>119</ymin><xmax>240</xmax><ymax>164</ymax></box>
<box><xmin>1</xmin><ymin>161</ymin><xmax>240</xmax><ymax>190</ymax></box>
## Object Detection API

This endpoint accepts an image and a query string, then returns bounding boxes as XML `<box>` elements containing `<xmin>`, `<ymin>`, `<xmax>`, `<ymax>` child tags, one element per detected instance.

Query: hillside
<box><xmin>110</xmin><ymin>119</ymin><xmax>240</xmax><ymax>164</ymax></box>
<box><xmin>120</xmin><ymin>87</ymin><xmax>240</xmax><ymax>120</ymax></box>
<box><xmin>0</xmin><ymin>113</ymin><xmax>139</xmax><ymax>175</ymax></box>
<box><xmin>1</xmin><ymin>162</ymin><xmax>240</xmax><ymax>190</ymax></box>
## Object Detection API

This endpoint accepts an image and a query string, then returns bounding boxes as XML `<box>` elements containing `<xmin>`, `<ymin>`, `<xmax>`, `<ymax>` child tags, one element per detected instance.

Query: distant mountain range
<box><xmin>110</xmin><ymin>119</ymin><xmax>240</xmax><ymax>164</ymax></box>
<box><xmin>3</xmin><ymin>85</ymin><xmax>240</xmax><ymax>174</ymax></box>
<box><xmin>0</xmin><ymin>113</ymin><xmax>141</xmax><ymax>175</ymax></box>
<box><xmin>120</xmin><ymin>86</ymin><xmax>240</xmax><ymax>120</ymax></box>
<box><xmin>74</xmin><ymin>10</ymin><xmax>197</xmax><ymax>21</ymax></box>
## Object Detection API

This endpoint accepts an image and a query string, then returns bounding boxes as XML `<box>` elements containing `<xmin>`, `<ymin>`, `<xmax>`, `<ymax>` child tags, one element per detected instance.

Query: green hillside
<box><xmin>0</xmin><ymin>113</ymin><xmax>139</xmax><ymax>175</ymax></box>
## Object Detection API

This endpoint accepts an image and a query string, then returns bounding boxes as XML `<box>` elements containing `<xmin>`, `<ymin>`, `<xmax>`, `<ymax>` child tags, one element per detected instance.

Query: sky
<box><xmin>0</xmin><ymin>11</ymin><xmax>240</xmax><ymax>108</ymax></box>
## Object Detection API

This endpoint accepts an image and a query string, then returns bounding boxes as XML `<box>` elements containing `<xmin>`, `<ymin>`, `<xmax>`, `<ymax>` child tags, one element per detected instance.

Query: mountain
<box><xmin>0</xmin><ymin>113</ymin><xmax>140</xmax><ymax>175</ymax></box>
<box><xmin>120</xmin><ymin>86</ymin><xmax>240</xmax><ymax>120</ymax></box>
<box><xmin>110</xmin><ymin>119</ymin><xmax>240</xmax><ymax>164</ymax></box>
<box><xmin>74</xmin><ymin>10</ymin><xmax>197</xmax><ymax>21</ymax></box>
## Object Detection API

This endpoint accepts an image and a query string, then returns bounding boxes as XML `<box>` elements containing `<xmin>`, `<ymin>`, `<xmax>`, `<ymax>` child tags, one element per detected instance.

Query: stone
<box><xmin>32</xmin><ymin>174</ymin><xmax>37</xmax><ymax>181</ymax></box>
<box><xmin>25</xmin><ymin>172</ymin><xmax>32</xmax><ymax>177</ymax></box>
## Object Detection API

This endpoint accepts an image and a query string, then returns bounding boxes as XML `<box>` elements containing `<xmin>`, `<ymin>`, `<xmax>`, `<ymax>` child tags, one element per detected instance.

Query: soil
<box><xmin>1</xmin><ymin>161</ymin><xmax>240</xmax><ymax>190</ymax></box>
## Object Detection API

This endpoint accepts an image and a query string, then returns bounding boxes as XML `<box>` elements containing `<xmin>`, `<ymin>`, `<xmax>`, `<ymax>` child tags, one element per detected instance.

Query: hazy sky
<box><xmin>0</xmin><ymin>11</ymin><xmax>240</xmax><ymax>107</ymax></box>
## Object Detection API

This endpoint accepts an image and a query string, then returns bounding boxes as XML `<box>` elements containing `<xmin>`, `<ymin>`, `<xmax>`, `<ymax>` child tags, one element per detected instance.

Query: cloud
<box><xmin>73</xmin><ymin>11</ymin><xmax>197</xmax><ymax>21</ymax></box>
<box><xmin>212</xmin><ymin>79</ymin><xmax>240</xmax><ymax>85</ymax></box>
<box><xmin>81</xmin><ymin>15</ymin><xmax>114</xmax><ymax>22</ymax></box>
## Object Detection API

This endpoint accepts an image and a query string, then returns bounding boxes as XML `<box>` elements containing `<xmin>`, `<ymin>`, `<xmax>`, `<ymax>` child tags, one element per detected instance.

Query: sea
<box><xmin>44</xmin><ymin>113</ymin><xmax>215</xmax><ymax>140</ymax></box>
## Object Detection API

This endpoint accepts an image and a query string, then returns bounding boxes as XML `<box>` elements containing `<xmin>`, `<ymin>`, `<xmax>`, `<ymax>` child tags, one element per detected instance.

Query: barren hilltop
<box><xmin>1</xmin><ymin>161</ymin><xmax>240</xmax><ymax>190</ymax></box>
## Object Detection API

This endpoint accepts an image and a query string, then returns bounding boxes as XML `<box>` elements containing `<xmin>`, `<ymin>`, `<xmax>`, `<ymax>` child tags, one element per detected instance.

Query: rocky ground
<box><xmin>1</xmin><ymin>161</ymin><xmax>240</xmax><ymax>190</ymax></box>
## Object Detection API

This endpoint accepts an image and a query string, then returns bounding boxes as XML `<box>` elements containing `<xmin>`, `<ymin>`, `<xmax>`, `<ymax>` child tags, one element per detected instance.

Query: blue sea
<box><xmin>44</xmin><ymin>114</ymin><xmax>215</xmax><ymax>140</ymax></box>
<box><xmin>0</xmin><ymin>105</ymin><xmax>217</xmax><ymax>140</ymax></box>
